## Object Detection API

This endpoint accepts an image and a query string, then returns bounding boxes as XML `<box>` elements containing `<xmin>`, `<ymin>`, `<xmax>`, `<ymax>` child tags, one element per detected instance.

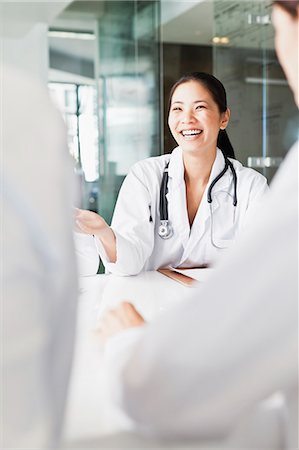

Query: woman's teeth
<box><xmin>181</xmin><ymin>129</ymin><xmax>203</xmax><ymax>136</ymax></box>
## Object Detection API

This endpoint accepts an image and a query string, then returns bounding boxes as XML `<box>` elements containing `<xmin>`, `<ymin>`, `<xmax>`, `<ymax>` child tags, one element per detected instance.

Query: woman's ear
<box><xmin>220</xmin><ymin>108</ymin><xmax>230</xmax><ymax>130</ymax></box>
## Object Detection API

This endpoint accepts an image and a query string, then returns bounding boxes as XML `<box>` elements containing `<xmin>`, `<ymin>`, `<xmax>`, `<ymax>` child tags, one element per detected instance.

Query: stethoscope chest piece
<box><xmin>158</xmin><ymin>220</ymin><xmax>173</xmax><ymax>239</ymax></box>
<box><xmin>158</xmin><ymin>161</ymin><xmax>173</xmax><ymax>239</ymax></box>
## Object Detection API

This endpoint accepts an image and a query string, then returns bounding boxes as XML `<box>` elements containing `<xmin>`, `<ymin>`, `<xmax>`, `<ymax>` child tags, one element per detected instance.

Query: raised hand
<box><xmin>74</xmin><ymin>208</ymin><xmax>117</xmax><ymax>263</ymax></box>
<box><xmin>75</xmin><ymin>208</ymin><xmax>108</xmax><ymax>236</ymax></box>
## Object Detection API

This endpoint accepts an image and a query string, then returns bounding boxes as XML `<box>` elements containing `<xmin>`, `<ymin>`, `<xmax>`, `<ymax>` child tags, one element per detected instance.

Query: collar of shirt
<box><xmin>167</xmin><ymin>146</ymin><xmax>233</xmax><ymax>193</ymax></box>
<box><xmin>167</xmin><ymin>146</ymin><xmax>184</xmax><ymax>190</ymax></box>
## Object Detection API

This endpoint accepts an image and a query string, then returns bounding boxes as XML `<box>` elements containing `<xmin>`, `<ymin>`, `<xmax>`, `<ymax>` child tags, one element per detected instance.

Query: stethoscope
<box><xmin>158</xmin><ymin>150</ymin><xmax>238</xmax><ymax>247</ymax></box>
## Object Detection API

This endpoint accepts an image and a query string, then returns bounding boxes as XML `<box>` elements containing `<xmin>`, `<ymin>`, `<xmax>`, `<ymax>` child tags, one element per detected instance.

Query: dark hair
<box><xmin>168</xmin><ymin>72</ymin><xmax>235</xmax><ymax>159</ymax></box>
<box><xmin>273</xmin><ymin>1</ymin><xmax>299</xmax><ymax>17</ymax></box>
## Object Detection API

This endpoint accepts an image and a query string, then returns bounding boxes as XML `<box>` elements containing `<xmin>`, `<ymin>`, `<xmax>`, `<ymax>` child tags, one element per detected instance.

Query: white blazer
<box><xmin>95</xmin><ymin>147</ymin><xmax>268</xmax><ymax>275</ymax></box>
<box><xmin>3</xmin><ymin>66</ymin><xmax>77</xmax><ymax>448</ymax></box>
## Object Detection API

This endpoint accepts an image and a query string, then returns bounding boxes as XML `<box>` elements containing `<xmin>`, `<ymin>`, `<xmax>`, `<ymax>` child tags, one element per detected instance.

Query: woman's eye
<box><xmin>172</xmin><ymin>106</ymin><xmax>182</xmax><ymax>111</ymax></box>
<box><xmin>196</xmin><ymin>105</ymin><xmax>205</xmax><ymax>110</ymax></box>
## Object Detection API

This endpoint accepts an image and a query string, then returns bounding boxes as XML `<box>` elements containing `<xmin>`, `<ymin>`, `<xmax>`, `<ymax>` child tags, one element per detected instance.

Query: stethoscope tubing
<box><xmin>158</xmin><ymin>150</ymin><xmax>238</xmax><ymax>240</ymax></box>
<box><xmin>160</xmin><ymin>164</ymin><xmax>169</xmax><ymax>220</ymax></box>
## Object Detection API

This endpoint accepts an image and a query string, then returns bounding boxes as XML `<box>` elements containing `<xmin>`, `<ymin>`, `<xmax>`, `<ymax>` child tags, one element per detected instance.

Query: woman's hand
<box><xmin>99</xmin><ymin>302</ymin><xmax>145</xmax><ymax>344</ymax></box>
<box><xmin>75</xmin><ymin>208</ymin><xmax>108</xmax><ymax>236</ymax></box>
<box><xmin>74</xmin><ymin>208</ymin><xmax>117</xmax><ymax>262</ymax></box>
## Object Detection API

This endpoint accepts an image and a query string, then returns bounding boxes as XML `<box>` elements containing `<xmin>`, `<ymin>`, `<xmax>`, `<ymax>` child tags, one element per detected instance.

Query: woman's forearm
<box><xmin>95</xmin><ymin>226</ymin><xmax>117</xmax><ymax>263</ymax></box>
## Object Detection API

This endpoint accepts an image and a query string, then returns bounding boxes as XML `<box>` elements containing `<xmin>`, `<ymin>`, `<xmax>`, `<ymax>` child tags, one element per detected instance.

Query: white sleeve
<box><xmin>103</xmin><ymin>146</ymin><xmax>298</xmax><ymax>440</ymax></box>
<box><xmin>250</xmin><ymin>171</ymin><xmax>269</xmax><ymax>201</ymax></box>
<box><xmin>243</xmin><ymin>170</ymin><xmax>269</xmax><ymax>228</ymax></box>
<box><xmin>96</xmin><ymin>165</ymin><xmax>155</xmax><ymax>276</ymax></box>
<box><xmin>74</xmin><ymin>232</ymin><xmax>100</xmax><ymax>276</ymax></box>
<box><xmin>2</xmin><ymin>67</ymin><xmax>77</xmax><ymax>448</ymax></box>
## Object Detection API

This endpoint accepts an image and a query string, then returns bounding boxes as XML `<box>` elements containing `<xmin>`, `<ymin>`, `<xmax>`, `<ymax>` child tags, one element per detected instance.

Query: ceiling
<box><xmin>48</xmin><ymin>0</ymin><xmax>216</xmax><ymax>73</ymax></box>
<box><xmin>49</xmin><ymin>1</ymin><xmax>213</xmax><ymax>47</ymax></box>
<box><xmin>161</xmin><ymin>1</ymin><xmax>213</xmax><ymax>46</ymax></box>
<box><xmin>48</xmin><ymin>0</ymin><xmax>275</xmax><ymax>83</ymax></box>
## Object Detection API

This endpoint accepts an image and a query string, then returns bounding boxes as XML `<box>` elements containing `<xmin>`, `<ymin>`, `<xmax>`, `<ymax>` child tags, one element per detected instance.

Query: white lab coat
<box><xmin>103</xmin><ymin>141</ymin><xmax>298</xmax><ymax>448</ymax></box>
<box><xmin>95</xmin><ymin>147</ymin><xmax>268</xmax><ymax>275</ymax></box>
<box><xmin>2</xmin><ymin>66</ymin><xmax>77</xmax><ymax>448</ymax></box>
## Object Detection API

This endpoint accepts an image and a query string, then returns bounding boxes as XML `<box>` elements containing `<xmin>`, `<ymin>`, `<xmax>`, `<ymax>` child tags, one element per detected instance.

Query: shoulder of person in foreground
<box><xmin>3</xmin><ymin>64</ymin><xmax>77</xmax><ymax>448</ymax></box>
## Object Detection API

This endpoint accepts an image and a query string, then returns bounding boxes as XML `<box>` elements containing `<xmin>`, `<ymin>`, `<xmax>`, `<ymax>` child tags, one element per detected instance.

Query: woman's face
<box><xmin>272</xmin><ymin>4</ymin><xmax>299</xmax><ymax>106</ymax></box>
<box><xmin>168</xmin><ymin>80</ymin><xmax>230</xmax><ymax>155</ymax></box>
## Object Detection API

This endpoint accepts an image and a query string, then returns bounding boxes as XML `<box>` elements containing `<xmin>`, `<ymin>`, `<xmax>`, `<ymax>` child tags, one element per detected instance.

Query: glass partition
<box><xmin>49</xmin><ymin>0</ymin><xmax>161</xmax><ymax>221</ymax></box>
<box><xmin>49</xmin><ymin>0</ymin><xmax>299</xmax><ymax>207</ymax></box>
<box><xmin>213</xmin><ymin>0</ymin><xmax>298</xmax><ymax>181</ymax></box>
<box><xmin>48</xmin><ymin>15</ymin><xmax>99</xmax><ymax>211</ymax></box>
<box><xmin>96</xmin><ymin>0</ymin><xmax>161</xmax><ymax>223</ymax></box>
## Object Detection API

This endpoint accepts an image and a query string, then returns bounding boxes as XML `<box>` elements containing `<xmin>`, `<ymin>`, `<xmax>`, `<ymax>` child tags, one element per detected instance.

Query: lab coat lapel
<box><xmin>181</xmin><ymin>149</ymin><xmax>231</xmax><ymax>258</ymax></box>
<box><xmin>167</xmin><ymin>147</ymin><xmax>190</xmax><ymax>248</ymax></box>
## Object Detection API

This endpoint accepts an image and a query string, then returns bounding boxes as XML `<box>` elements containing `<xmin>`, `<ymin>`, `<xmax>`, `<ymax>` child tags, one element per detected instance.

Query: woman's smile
<box><xmin>180</xmin><ymin>129</ymin><xmax>203</xmax><ymax>140</ymax></box>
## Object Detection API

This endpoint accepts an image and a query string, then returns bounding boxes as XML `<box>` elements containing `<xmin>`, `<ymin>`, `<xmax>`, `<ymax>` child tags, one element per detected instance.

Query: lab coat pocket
<box><xmin>211</xmin><ymin>237</ymin><xmax>235</xmax><ymax>249</ymax></box>
<box><xmin>210</xmin><ymin>192</ymin><xmax>237</xmax><ymax>249</ymax></box>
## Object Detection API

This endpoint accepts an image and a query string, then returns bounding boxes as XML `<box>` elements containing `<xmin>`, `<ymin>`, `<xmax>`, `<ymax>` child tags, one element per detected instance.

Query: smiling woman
<box><xmin>75</xmin><ymin>72</ymin><xmax>269</xmax><ymax>276</ymax></box>
<box><xmin>168</xmin><ymin>72</ymin><xmax>234</xmax><ymax>159</ymax></box>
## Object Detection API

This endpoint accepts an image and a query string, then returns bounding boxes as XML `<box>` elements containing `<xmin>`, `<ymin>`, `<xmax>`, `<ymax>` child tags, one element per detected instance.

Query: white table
<box><xmin>62</xmin><ymin>270</ymin><xmax>283</xmax><ymax>450</ymax></box>
<box><xmin>62</xmin><ymin>271</ymin><xmax>202</xmax><ymax>444</ymax></box>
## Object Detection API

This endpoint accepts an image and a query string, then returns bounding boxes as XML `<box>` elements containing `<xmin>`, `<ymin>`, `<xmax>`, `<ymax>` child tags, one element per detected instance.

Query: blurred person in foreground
<box><xmin>99</xmin><ymin>2</ymin><xmax>298</xmax><ymax>447</ymax></box>
<box><xmin>1</xmin><ymin>65</ymin><xmax>77</xmax><ymax>448</ymax></box>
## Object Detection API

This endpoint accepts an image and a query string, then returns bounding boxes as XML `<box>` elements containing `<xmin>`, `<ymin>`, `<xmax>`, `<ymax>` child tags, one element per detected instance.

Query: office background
<box><xmin>2</xmin><ymin>0</ymin><xmax>298</xmax><ymax>224</ymax></box>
